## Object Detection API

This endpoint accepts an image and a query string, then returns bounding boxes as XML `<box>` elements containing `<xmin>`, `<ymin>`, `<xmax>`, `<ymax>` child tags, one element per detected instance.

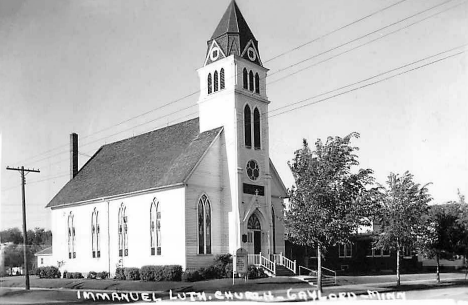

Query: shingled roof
<box><xmin>46</xmin><ymin>118</ymin><xmax>222</xmax><ymax>208</ymax></box>
<box><xmin>206</xmin><ymin>1</ymin><xmax>261</xmax><ymax>66</ymax></box>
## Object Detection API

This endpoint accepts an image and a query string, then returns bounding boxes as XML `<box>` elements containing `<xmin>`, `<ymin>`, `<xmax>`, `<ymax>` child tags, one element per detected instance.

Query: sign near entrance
<box><xmin>235</xmin><ymin>248</ymin><xmax>248</xmax><ymax>274</ymax></box>
<box><xmin>243</xmin><ymin>183</ymin><xmax>264</xmax><ymax>196</ymax></box>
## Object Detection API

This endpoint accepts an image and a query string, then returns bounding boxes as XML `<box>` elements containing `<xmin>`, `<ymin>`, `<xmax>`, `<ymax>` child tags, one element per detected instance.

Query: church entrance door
<box><xmin>247</xmin><ymin>213</ymin><xmax>262</xmax><ymax>255</ymax></box>
<box><xmin>254</xmin><ymin>231</ymin><xmax>261</xmax><ymax>254</ymax></box>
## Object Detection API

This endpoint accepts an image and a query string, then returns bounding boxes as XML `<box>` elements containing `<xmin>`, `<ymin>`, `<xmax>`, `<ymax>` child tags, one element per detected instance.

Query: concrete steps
<box><xmin>297</xmin><ymin>275</ymin><xmax>336</xmax><ymax>286</ymax></box>
<box><xmin>274</xmin><ymin>264</ymin><xmax>296</xmax><ymax>276</ymax></box>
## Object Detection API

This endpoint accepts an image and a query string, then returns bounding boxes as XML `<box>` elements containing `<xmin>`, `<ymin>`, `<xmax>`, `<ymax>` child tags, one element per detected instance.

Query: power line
<box><xmin>268</xmin><ymin>0</ymin><xmax>467</xmax><ymax>86</ymax></box>
<box><xmin>3</xmin><ymin>45</ymin><xmax>465</xmax><ymax>193</ymax></box>
<box><xmin>268</xmin><ymin>0</ymin><xmax>457</xmax><ymax>77</ymax></box>
<box><xmin>264</xmin><ymin>0</ymin><xmax>409</xmax><ymax>64</ymax></box>
<box><xmin>9</xmin><ymin>0</ymin><xmax>421</xmax><ymax>166</ymax></box>
<box><xmin>268</xmin><ymin>44</ymin><xmax>468</xmax><ymax>116</ymax></box>
<box><xmin>269</xmin><ymin>50</ymin><xmax>466</xmax><ymax>119</ymax></box>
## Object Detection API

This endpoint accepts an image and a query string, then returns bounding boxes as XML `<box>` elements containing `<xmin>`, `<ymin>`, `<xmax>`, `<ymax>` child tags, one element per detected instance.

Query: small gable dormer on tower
<box><xmin>204</xmin><ymin>1</ymin><xmax>262</xmax><ymax>67</ymax></box>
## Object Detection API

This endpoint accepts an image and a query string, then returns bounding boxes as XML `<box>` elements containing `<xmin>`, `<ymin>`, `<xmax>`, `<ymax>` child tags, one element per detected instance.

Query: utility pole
<box><xmin>6</xmin><ymin>166</ymin><xmax>40</xmax><ymax>290</ymax></box>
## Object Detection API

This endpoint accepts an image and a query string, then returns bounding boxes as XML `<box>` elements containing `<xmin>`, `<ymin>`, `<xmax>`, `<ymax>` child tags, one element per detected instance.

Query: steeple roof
<box><xmin>211</xmin><ymin>1</ymin><xmax>256</xmax><ymax>42</ymax></box>
<box><xmin>205</xmin><ymin>1</ymin><xmax>262</xmax><ymax>66</ymax></box>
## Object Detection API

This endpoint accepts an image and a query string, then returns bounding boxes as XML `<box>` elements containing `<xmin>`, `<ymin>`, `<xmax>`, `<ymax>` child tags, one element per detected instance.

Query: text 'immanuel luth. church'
<box><xmin>46</xmin><ymin>1</ymin><xmax>290</xmax><ymax>275</ymax></box>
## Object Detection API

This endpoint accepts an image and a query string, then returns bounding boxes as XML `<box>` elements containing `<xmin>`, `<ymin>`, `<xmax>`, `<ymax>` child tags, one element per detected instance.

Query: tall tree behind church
<box><xmin>286</xmin><ymin>133</ymin><xmax>378</xmax><ymax>292</ymax></box>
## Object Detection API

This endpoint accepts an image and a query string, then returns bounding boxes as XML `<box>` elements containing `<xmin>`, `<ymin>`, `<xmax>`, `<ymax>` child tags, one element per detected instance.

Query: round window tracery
<box><xmin>246</xmin><ymin>159</ymin><xmax>260</xmax><ymax>181</ymax></box>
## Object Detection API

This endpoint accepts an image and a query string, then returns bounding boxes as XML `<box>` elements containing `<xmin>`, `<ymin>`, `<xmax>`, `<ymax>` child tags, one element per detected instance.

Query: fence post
<box><xmin>294</xmin><ymin>260</ymin><xmax>297</xmax><ymax>274</ymax></box>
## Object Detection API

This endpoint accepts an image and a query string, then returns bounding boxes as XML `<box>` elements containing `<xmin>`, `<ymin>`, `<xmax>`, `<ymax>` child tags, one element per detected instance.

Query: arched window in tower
<box><xmin>255</xmin><ymin>73</ymin><xmax>260</xmax><ymax>94</ymax></box>
<box><xmin>198</xmin><ymin>194</ymin><xmax>212</xmax><ymax>254</ymax></box>
<box><xmin>214</xmin><ymin>70</ymin><xmax>219</xmax><ymax>92</ymax></box>
<box><xmin>244</xmin><ymin>105</ymin><xmax>252</xmax><ymax>148</ymax></box>
<box><xmin>271</xmin><ymin>207</ymin><xmax>276</xmax><ymax>254</ymax></box>
<box><xmin>243</xmin><ymin>68</ymin><xmax>248</xmax><ymax>89</ymax></box>
<box><xmin>207</xmin><ymin>73</ymin><xmax>212</xmax><ymax>94</ymax></box>
<box><xmin>150</xmin><ymin>199</ymin><xmax>161</xmax><ymax>256</ymax></box>
<box><xmin>254</xmin><ymin>107</ymin><xmax>261</xmax><ymax>149</ymax></box>
<box><xmin>249</xmin><ymin>70</ymin><xmax>254</xmax><ymax>92</ymax></box>
<box><xmin>118</xmin><ymin>204</ymin><xmax>128</xmax><ymax>257</ymax></box>
<box><xmin>68</xmin><ymin>212</ymin><xmax>75</xmax><ymax>259</ymax></box>
<box><xmin>220</xmin><ymin>68</ymin><xmax>225</xmax><ymax>90</ymax></box>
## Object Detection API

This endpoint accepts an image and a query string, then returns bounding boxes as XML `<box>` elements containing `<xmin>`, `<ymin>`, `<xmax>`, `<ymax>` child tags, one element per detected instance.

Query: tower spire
<box><xmin>205</xmin><ymin>1</ymin><xmax>262</xmax><ymax>66</ymax></box>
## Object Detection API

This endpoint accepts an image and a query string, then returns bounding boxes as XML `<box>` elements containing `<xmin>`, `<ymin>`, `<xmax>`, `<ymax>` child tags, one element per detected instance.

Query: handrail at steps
<box><xmin>321</xmin><ymin>266</ymin><xmax>337</xmax><ymax>284</ymax></box>
<box><xmin>248</xmin><ymin>253</ymin><xmax>276</xmax><ymax>274</ymax></box>
<box><xmin>298</xmin><ymin>265</ymin><xmax>317</xmax><ymax>277</ymax></box>
<box><xmin>260</xmin><ymin>255</ymin><xmax>276</xmax><ymax>274</ymax></box>
<box><xmin>281</xmin><ymin>255</ymin><xmax>297</xmax><ymax>274</ymax></box>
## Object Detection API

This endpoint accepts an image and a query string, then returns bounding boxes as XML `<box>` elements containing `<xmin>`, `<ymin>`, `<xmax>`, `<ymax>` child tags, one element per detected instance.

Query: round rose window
<box><xmin>246</xmin><ymin>160</ymin><xmax>260</xmax><ymax>181</ymax></box>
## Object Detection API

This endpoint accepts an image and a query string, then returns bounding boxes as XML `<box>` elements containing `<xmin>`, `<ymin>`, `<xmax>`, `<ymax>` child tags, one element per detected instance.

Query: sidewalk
<box><xmin>1</xmin><ymin>273</ymin><xmax>467</xmax><ymax>303</ymax></box>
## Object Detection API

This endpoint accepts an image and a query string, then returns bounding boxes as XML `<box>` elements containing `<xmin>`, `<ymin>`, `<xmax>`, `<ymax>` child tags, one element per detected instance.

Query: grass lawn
<box><xmin>1</xmin><ymin>272</ymin><xmax>466</xmax><ymax>294</ymax></box>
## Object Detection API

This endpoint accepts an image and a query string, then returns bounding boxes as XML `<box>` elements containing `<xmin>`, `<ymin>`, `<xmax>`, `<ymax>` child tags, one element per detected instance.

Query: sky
<box><xmin>1</xmin><ymin>0</ymin><xmax>467</xmax><ymax>230</ymax></box>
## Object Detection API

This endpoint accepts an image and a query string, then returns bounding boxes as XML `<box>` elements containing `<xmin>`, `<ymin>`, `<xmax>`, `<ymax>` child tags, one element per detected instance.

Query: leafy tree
<box><xmin>0</xmin><ymin>227</ymin><xmax>51</xmax><ymax>246</ymax></box>
<box><xmin>375</xmin><ymin>171</ymin><xmax>432</xmax><ymax>286</ymax></box>
<box><xmin>421</xmin><ymin>203</ymin><xmax>465</xmax><ymax>282</ymax></box>
<box><xmin>0</xmin><ymin>228</ymin><xmax>23</xmax><ymax>244</ymax></box>
<box><xmin>454</xmin><ymin>190</ymin><xmax>468</xmax><ymax>278</ymax></box>
<box><xmin>286</xmin><ymin>133</ymin><xmax>377</xmax><ymax>292</ymax></box>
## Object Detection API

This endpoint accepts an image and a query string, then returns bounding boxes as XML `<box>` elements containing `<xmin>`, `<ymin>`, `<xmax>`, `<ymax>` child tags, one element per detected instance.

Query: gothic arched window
<box><xmin>150</xmin><ymin>198</ymin><xmax>161</xmax><ymax>255</ymax></box>
<box><xmin>118</xmin><ymin>204</ymin><xmax>128</xmax><ymax>257</ymax></box>
<box><xmin>243</xmin><ymin>68</ymin><xmax>248</xmax><ymax>89</ymax></box>
<box><xmin>68</xmin><ymin>212</ymin><xmax>75</xmax><ymax>259</ymax></box>
<box><xmin>249</xmin><ymin>70</ymin><xmax>254</xmax><ymax>92</ymax></box>
<box><xmin>220</xmin><ymin>68</ymin><xmax>225</xmax><ymax>90</ymax></box>
<box><xmin>255</xmin><ymin>73</ymin><xmax>260</xmax><ymax>94</ymax></box>
<box><xmin>208</xmin><ymin>73</ymin><xmax>212</xmax><ymax>94</ymax></box>
<box><xmin>150</xmin><ymin>199</ymin><xmax>161</xmax><ymax>255</ymax></box>
<box><xmin>254</xmin><ymin>107</ymin><xmax>261</xmax><ymax>149</ymax></box>
<box><xmin>198</xmin><ymin>194</ymin><xmax>211</xmax><ymax>254</ymax></box>
<box><xmin>244</xmin><ymin>105</ymin><xmax>252</xmax><ymax>148</ymax></box>
<box><xmin>214</xmin><ymin>70</ymin><xmax>219</xmax><ymax>92</ymax></box>
<box><xmin>91</xmin><ymin>208</ymin><xmax>100</xmax><ymax>258</ymax></box>
<box><xmin>247</xmin><ymin>213</ymin><xmax>261</xmax><ymax>230</ymax></box>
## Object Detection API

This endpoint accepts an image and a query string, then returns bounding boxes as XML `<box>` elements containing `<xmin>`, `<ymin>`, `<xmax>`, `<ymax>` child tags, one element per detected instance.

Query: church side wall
<box><xmin>186</xmin><ymin>135</ymin><xmax>230</xmax><ymax>269</ymax></box>
<box><xmin>270</xmin><ymin>167</ymin><xmax>287</xmax><ymax>256</ymax></box>
<box><xmin>51</xmin><ymin>201</ymin><xmax>109</xmax><ymax>274</ymax></box>
<box><xmin>271</xmin><ymin>197</ymin><xmax>286</xmax><ymax>255</ymax></box>
<box><xmin>50</xmin><ymin>187</ymin><xmax>186</xmax><ymax>275</ymax></box>
<box><xmin>108</xmin><ymin>188</ymin><xmax>186</xmax><ymax>271</ymax></box>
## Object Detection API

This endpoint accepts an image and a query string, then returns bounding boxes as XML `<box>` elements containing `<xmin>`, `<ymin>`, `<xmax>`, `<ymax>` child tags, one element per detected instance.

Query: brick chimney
<box><xmin>70</xmin><ymin>133</ymin><xmax>78</xmax><ymax>180</ymax></box>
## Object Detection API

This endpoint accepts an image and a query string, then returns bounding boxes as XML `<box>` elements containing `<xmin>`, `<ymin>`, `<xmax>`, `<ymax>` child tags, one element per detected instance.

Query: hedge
<box><xmin>247</xmin><ymin>265</ymin><xmax>268</xmax><ymax>279</ymax></box>
<box><xmin>34</xmin><ymin>266</ymin><xmax>61</xmax><ymax>279</ymax></box>
<box><xmin>66</xmin><ymin>272</ymin><xmax>83</xmax><ymax>279</ymax></box>
<box><xmin>181</xmin><ymin>254</ymin><xmax>234</xmax><ymax>282</ymax></box>
<box><xmin>123</xmin><ymin>267</ymin><xmax>140</xmax><ymax>281</ymax></box>
<box><xmin>140</xmin><ymin>265</ymin><xmax>182</xmax><ymax>282</ymax></box>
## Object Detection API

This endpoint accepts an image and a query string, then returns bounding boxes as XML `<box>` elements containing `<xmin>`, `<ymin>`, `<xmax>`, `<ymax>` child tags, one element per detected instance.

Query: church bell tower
<box><xmin>198</xmin><ymin>1</ymin><xmax>274</xmax><ymax>256</ymax></box>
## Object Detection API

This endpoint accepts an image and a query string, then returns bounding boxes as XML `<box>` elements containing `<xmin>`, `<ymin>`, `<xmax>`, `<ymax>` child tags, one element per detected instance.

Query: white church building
<box><xmin>46</xmin><ymin>1</ymin><xmax>291</xmax><ymax>276</ymax></box>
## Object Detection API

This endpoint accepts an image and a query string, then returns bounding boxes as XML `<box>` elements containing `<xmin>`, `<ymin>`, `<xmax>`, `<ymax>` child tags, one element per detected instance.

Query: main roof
<box><xmin>46</xmin><ymin>118</ymin><xmax>222</xmax><ymax>208</ymax></box>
